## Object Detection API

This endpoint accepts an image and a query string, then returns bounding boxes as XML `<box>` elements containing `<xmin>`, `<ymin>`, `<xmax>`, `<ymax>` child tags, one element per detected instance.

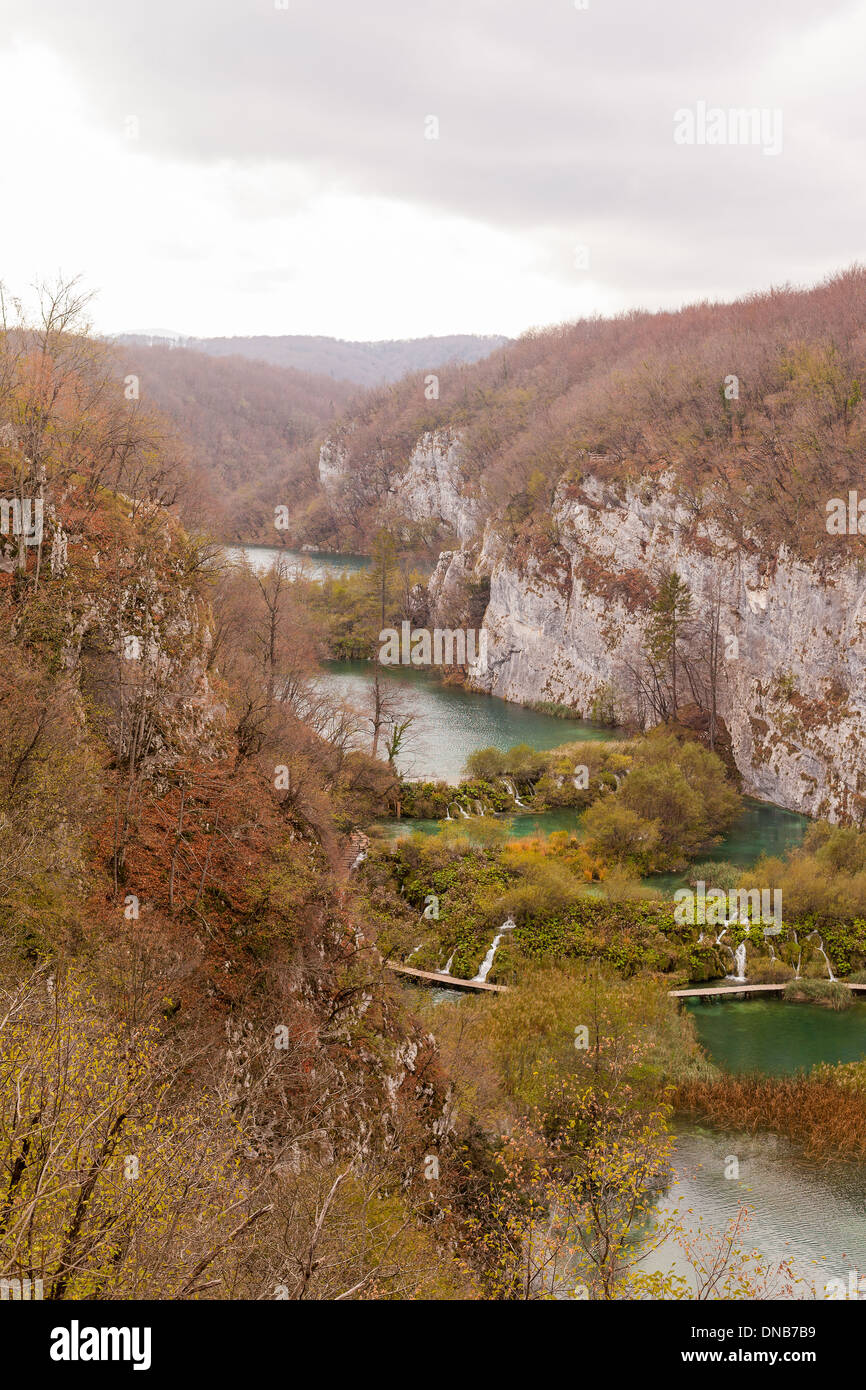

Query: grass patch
<box><xmin>783</xmin><ymin>978</ymin><xmax>852</xmax><ymax>1009</ymax></box>
<box><xmin>676</xmin><ymin>1070</ymin><xmax>866</xmax><ymax>1161</ymax></box>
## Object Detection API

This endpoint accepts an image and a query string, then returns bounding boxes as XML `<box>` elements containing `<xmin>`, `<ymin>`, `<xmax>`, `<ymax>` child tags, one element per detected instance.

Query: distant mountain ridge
<box><xmin>113</xmin><ymin>332</ymin><xmax>510</xmax><ymax>387</ymax></box>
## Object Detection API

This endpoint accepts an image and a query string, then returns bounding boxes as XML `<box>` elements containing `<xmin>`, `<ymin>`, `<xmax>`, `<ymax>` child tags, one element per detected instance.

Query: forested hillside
<box><xmin>312</xmin><ymin>267</ymin><xmax>866</xmax><ymax>561</ymax></box>
<box><xmin>116</xmin><ymin>343</ymin><xmax>354</xmax><ymax>541</ymax></box>
<box><xmin>0</xmin><ymin>284</ymin><xmax>473</xmax><ymax>1298</ymax></box>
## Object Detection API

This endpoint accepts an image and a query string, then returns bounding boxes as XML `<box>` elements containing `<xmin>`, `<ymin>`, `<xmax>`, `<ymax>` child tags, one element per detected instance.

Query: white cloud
<box><xmin>1</xmin><ymin>0</ymin><xmax>865</xmax><ymax>339</ymax></box>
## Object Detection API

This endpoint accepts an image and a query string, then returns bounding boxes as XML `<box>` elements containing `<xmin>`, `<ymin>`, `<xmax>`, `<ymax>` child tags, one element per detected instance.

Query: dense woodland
<box><xmin>116</xmin><ymin>343</ymin><xmax>354</xmax><ymax>543</ymax></box>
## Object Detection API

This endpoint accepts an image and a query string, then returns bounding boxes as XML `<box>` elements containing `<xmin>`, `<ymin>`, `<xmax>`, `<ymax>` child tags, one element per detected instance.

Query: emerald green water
<box><xmin>380</xmin><ymin>806</ymin><xmax>588</xmax><ymax>841</ymax></box>
<box><xmin>381</xmin><ymin>794</ymin><xmax>808</xmax><ymax>870</ymax></box>
<box><xmin>686</xmin><ymin>997</ymin><xmax>866</xmax><ymax>1076</ymax></box>
<box><xmin>646</xmin><ymin>798</ymin><xmax>808</xmax><ymax>890</ymax></box>
<box><xmin>321</xmin><ymin>660</ymin><xmax>615</xmax><ymax>783</ymax></box>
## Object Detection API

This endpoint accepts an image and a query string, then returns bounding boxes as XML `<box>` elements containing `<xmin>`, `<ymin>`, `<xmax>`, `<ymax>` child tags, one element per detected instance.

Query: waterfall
<box><xmin>472</xmin><ymin>918</ymin><xmax>516</xmax><ymax>983</ymax></box>
<box><xmin>474</xmin><ymin>801</ymin><xmax>485</xmax><ymax>816</ymax></box>
<box><xmin>715</xmin><ymin>927</ymin><xmax>727</xmax><ymax>946</ymax></box>
<box><xmin>457</xmin><ymin>803</ymin><xmax>470</xmax><ymax>819</ymax></box>
<box><xmin>444</xmin><ymin>807</ymin><xmax>452</xmax><ymax>821</ymax></box>
<box><xmin>407</xmin><ymin>944</ymin><xmax>422</xmax><ymax>962</ymax></box>
<box><xmin>723</xmin><ymin>941</ymin><xmax>746</xmax><ymax>982</ymax></box>
<box><xmin>732</xmin><ymin>942</ymin><xmax>747</xmax><ymax>983</ymax></box>
<box><xmin>500</xmin><ymin>777</ymin><xmax>528</xmax><ymax>808</ymax></box>
<box><xmin>697</xmin><ymin>931</ymin><xmax>705</xmax><ymax>944</ymax></box>
<box><xmin>442</xmin><ymin>952</ymin><xmax>455</xmax><ymax>976</ymax></box>
<box><xmin>807</xmin><ymin>931</ymin><xmax>836</xmax><ymax>982</ymax></box>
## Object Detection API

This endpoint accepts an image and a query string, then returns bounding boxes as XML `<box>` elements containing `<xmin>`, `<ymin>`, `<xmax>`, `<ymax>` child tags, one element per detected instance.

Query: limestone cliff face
<box><xmin>391</xmin><ymin>430</ymin><xmax>481</xmax><ymax>545</ymax></box>
<box><xmin>426</xmin><ymin>471</ymin><xmax>866</xmax><ymax>823</ymax></box>
<box><xmin>318</xmin><ymin>439</ymin><xmax>348</xmax><ymax>491</ymax></box>
<box><xmin>320</xmin><ymin>419</ymin><xmax>866</xmax><ymax>821</ymax></box>
<box><xmin>318</xmin><ymin>428</ymin><xmax>481</xmax><ymax>543</ymax></box>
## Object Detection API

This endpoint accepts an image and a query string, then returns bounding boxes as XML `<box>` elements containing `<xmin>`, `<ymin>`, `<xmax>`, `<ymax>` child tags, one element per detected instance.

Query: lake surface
<box><xmin>226</xmin><ymin>545</ymin><xmax>369</xmax><ymax>580</ymax></box>
<box><xmin>653</xmin><ymin>990</ymin><xmax>866</xmax><ymax>1293</ymax></box>
<box><xmin>642</xmin><ymin>1122</ymin><xmax>866</xmax><ymax>1297</ymax></box>
<box><xmin>686</xmin><ymin>997</ymin><xmax>866</xmax><ymax>1076</ymax></box>
<box><xmin>645</xmin><ymin>798</ymin><xmax>808</xmax><ymax>890</ymax></box>
<box><xmin>320</xmin><ymin>660</ymin><xmax>615</xmax><ymax>783</ymax></box>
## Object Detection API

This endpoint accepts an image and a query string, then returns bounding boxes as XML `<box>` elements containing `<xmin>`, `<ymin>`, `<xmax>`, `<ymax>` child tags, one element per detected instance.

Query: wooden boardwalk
<box><xmin>386</xmin><ymin>961</ymin><xmax>508</xmax><ymax>994</ymax></box>
<box><xmin>389</xmin><ymin>967</ymin><xmax>862</xmax><ymax>1002</ymax></box>
<box><xmin>669</xmin><ymin>981</ymin><xmax>866</xmax><ymax>999</ymax></box>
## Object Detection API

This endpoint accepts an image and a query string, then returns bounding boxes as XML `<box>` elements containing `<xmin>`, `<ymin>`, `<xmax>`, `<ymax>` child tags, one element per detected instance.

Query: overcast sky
<box><xmin>1</xmin><ymin>0</ymin><xmax>864</xmax><ymax>340</ymax></box>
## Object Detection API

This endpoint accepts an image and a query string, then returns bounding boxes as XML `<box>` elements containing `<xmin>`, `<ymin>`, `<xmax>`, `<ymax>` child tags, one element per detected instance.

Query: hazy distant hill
<box><xmin>114</xmin><ymin>332</ymin><xmax>510</xmax><ymax>387</ymax></box>
<box><xmin>116</xmin><ymin>342</ymin><xmax>355</xmax><ymax>538</ymax></box>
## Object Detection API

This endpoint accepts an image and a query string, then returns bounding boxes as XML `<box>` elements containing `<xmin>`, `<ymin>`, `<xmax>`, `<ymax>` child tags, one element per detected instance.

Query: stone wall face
<box><xmin>328</xmin><ymin>427</ymin><xmax>866</xmax><ymax>820</ymax></box>
<box><xmin>431</xmin><ymin>465</ymin><xmax>865</xmax><ymax>821</ymax></box>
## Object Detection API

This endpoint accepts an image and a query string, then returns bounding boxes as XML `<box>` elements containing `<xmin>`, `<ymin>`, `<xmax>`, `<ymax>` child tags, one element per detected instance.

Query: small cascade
<box><xmin>768</xmin><ymin>940</ymin><xmax>776</xmax><ymax>962</ymax></box>
<box><xmin>448</xmin><ymin>801</ymin><xmax>470</xmax><ymax>819</ymax></box>
<box><xmin>406</xmin><ymin>944</ymin><xmax>422</xmax><ymax>962</ymax></box>
<box><xmin>715</xmin><ymin>927</ymin><xmax>728</xmax><ymax>946</ymax></box>
<box><xmin>731</xmin><ymin>942</ymin><xmax>747</xmax><ymax>983</ymax></box>
<box><xmin>442</xmin><ymin>952</ymin><xmax>455</xmax><ymax>976</ymax></box>
<box><xmin>472</xmin><ymin>918</ymin><xmax>516</xmax><ymax>983</ymax></box>
<box><xmin>444</xmin><ymin>807</ymin><xmax>452</xmax><ymax>821</ymax></box>
<box><xmin>697</xmin><ymin>931</ymin><xmax>705</xmax><ymax>944</ymax></box>
<box><xmin>807</xmin><ymin>931</ymin><xmax>836</xmax><ymax>982</ymax></box>
<box><xmin>474</xmin><ymin>801</ymin><xmax>485</xmax><ymax>816</ymax></box>
<box><xmin>500</xmin><ymin>777</ymin><xmax>529</xmax><ymax>808</ymax></box>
